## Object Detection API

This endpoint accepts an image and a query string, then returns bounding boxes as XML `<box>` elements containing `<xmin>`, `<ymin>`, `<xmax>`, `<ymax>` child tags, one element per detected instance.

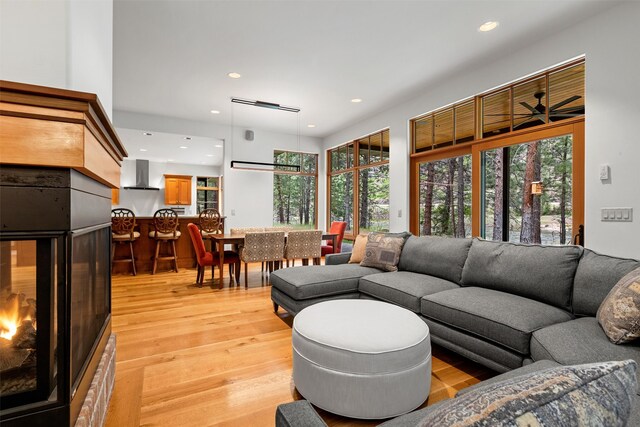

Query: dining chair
<box><xmin>239</xmin><ymin>231</ymin><xmax>285</xmax><ymax>287</ymax></box>
<box><xmin>285</xmin><ymin>230</ymin><xmax>323</xmax><ymax>267</ymax></box>
<box><xmin>321</xmin><ymin>221</ymin><xmax>347</xmax><ymax>256</ymax></box>
<box><xmin>111</xmin><ymin>208</ymin><xmax>139</xmax><ymax>275</ymax></box>
<box><xmin>187</xmin><ymin>223</ymin><xmax>240</xmax><ymax>286</ymax></box>
<box><xmin>231</xmin><ymin>227</ymin><xmax>266</xmax><ymax>271</ymax></box>
<box><xmin>149</xmin><ymin>208</ymin><xmax>181</xmax><ymax>274</ymax></box>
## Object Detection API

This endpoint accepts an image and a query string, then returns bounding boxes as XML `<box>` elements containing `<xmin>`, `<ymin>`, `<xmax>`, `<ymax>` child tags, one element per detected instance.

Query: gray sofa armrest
<box><xmin>275</xmin><ymin>400</ymin><xmax>327</xmax><ymax>427</ymax></box>
<box><xmin>325</xmin><ymin>252</ymin><xmax>352</xmax><ymax>265</ymax></box>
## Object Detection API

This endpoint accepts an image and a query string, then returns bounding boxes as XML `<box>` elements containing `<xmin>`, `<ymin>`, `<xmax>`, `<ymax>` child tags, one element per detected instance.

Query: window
<box><xmin>418</xmin><ymin>154</ymin><xmax>471</xmax><ymax>237</ymax></box>
<box><xmin>410</xmin><ymin>59</ymin><xmax>585</xmax><ymax>245</ymax></box>
<box><xmin>328</xmin><ymin>129</ymin><xmax>389</xmax><ymax>237</ymax></box>
<box><xmin>196</xmin><ymin>176</ymin><xmax>221</xmax><ymax>214</ymax></box>
<box><xmin>273</xmin><ymin>150</ymin><xmax>318</xmax><ymax>229</ymax></box>
<box><xmin>481</xmin><ymin>134</ymin><xmax>574</xmax><ymax>245</ymax></box>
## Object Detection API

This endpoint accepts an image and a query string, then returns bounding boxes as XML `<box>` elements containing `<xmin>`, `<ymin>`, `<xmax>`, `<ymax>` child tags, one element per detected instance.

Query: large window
<box><xmin>418</xmin><ymin>154</ymin><xmax>471</xmax><ymax>237</ymax></box>
<box><xmin>410</xmin><ymin>59</ymin><xmax>585</xmax><ymax>245</ymax></box>
<box><xmin>273</xmin><ymin>150</ymin><xmax>318</xmax><ymax>229</ymax></box>
<box><xmin>328</xmin><ymin>129</ymin><xmax>389</xmax><ymax>237</ymax></box>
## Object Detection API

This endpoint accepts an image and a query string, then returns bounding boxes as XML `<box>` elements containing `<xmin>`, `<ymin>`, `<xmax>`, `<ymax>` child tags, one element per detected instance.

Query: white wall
<box><xmin>0</xmin><ymin>0</ymin><xmax>113</xmax><ymax>117</ymax></box>
<box><xmin>223</xmin><ymin>127</ymin><xmax>323</xmax><ymax>231</ymax></box>
<box><xmin>114</xmin><ymin>110</ymin><xmax>323</xmax><ymax>229</ymax></box>
<box><xmin>321</xmin><ymin>1</ymin><xmax>640</xmax><ymax>259</ymax></box>
<box><xmin>114</xmin><ymin>159</ymin><xmax>221</xmax><ymax>217</ymax></box>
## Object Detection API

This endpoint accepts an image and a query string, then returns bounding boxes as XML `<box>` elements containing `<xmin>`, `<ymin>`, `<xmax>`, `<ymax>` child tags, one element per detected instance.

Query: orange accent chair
<box><xmin>187</xmin><ymin>223</ymin><xmax>240</xmax><ymax>287</ymax></box>
<box><xmin>321</xmin><ymin>221</ymin><xmax>347</xmax><ymax>256</ymax></box>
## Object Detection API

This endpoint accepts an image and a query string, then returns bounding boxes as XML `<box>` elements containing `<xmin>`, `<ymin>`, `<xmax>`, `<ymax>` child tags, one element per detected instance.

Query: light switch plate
<box><xmin>599</xmin><ymin>164</ymin><xmax>610</xmax><ymax>180</ymax></box>
<box><xmin>601</xmin><ymin>207</ymin><xmax>633</xmax><ymax>222</ymax></box>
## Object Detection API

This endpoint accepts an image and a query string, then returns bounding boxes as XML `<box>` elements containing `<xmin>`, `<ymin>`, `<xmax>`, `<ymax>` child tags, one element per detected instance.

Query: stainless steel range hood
<box><xmin>123</xmin><ymin>159</ymin><xmax>160</xmax><ymax>190</ymax></box>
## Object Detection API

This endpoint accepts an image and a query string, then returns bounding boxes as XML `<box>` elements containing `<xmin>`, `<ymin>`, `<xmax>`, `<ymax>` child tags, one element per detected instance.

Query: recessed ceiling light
<box><xmin>184</xmin><ymin>137</ymin><xmax>192</xmax><ymax>140</ymax></box>
<box><xmin>139</xmin><ymin>148</ymin><xmax>147</xmax><ymax>152</ymax></box>
<box><xmin>207</xmin><ymin>154</ymin><xmax>214</xmax><ymax>157</ymax></box>
<box><xmin>307</xmin><ymin>124</ymin><xmax>316</xmax><ymax>128</ymax></box>
<box><xmin>478</xmin><ymin>21</ymin><xmax>499</xmax><ymax>32</ymax></box>
<box><xmin>351</xmin><ymin>98</ymin><xmax>362</xmax><ymax>103</ymax></box>
<box><xmin>143</xmin><ymin>132</ymin><xmax>153</xmax><ymax>136</ymax></box>
<box><xmin>228</xmin><ymin>72</ymin><xmax>242</xmax><ymax>79</ymax></box>
<box><xmin>168</xmin><ymin>159</ymin><xmax>174</xmax><ymax>162</ymax></box>
<box><xmin>214</xmin><ymin>144</ymin><xmax>223</xmax><ymax>148</ymax></box>
<box><xmin>179</xmin><ymin>146</ymin><xmax>188</xmax><ymax>149</ymax></box>
<box><xmin>210</xmin><ymin>110</ymin><xmax>220</xmax><ymax>114</ymax></box>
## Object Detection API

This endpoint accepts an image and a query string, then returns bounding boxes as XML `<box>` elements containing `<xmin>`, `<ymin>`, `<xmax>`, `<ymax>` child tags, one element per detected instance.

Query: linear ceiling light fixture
<box><xmin>231</xmin><ymin>97</ymin><xmax>300</xmax><ymax>113</ymax></box>
<box><xmin>230</xmin><ymin>160</ymin><xmax>300</xmax><ymax>172</ymax></box>
<box><xmin>229</xmin><ymin>97</ymin><xmax>302</xmax><ymax>172</ymax></box>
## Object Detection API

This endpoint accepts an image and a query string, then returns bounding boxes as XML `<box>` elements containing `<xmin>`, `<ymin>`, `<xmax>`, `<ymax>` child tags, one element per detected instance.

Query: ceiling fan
<box><xmin>513</xmin><ymin>91</ymin><xmax>584</xmax><ymax>129</ymax></box>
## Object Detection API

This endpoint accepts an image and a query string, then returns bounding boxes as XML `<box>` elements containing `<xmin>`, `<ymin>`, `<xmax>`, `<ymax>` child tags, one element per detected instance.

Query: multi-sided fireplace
<box><xmin>0</xmin><ymin>81</ymin><xmax>126</xmax><ymax>426</ymax></box>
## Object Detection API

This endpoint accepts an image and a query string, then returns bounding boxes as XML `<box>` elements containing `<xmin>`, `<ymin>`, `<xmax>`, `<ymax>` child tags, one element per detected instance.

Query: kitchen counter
<box><xmin>112</xmin><ymin>216</ymin><xmax>224</xmax><ymax>274</ymax></box>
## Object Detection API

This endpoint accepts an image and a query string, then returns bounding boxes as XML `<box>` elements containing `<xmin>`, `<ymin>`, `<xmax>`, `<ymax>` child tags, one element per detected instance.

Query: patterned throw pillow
<box><xmin>348</xmin><ymin>234</ymin><xmax>368</xmax><ymax>264</ymax></box>
<box><xmin>360</xmin><ymin>232</ymin><xmax>410</xmax><ymax>272</ymax></box>
<box><xmin>597</xmin><ymin>267</ymin><xmax>640</xmax><ymax>344</ymax></box>
<box><xmin>418</xmin><ymin>360</ymin><xmax>637</xmax><ymax>427</ymax></box>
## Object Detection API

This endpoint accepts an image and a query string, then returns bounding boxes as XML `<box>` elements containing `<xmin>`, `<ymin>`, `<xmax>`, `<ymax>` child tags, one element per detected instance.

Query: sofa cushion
<box><xmin>358</xmin><ymin>271</ymin><xmax>459</xmax><ymax>313</ymax></box>
<box><xmin>422</xmin><ymin>287</ymin><xmax>573</xmax><ymax>354</ymax></box>
<box><xmin>270</xmin><ymin>264</ymin><xmax>381</xmax><ymax>300</ymax></box>
<box><xmin>461</xmin><ymin>238</ymin><xmax>582</xmax><ymax>310</ymax></box>
<box><xmin>397</xmin><ymin>236</ymin><xmax>472</xmax><ymax>285</ymax></box>
<box><xmin>416</xmin><ymin>360</ymin><xmax>637</xmax><ymax>427</ymax></box>
<box><xmin>531</xmin><ymin>317</ymin><xmax>640</xmax><ymax>393</ymax></box>
<box><xmin>573</xmin><ymin>249</ymin><xmax>640</xmax><ymax>317</ymax></box>
<box><xmin>598</xmin><ymin>267</ymin><xmax>640</xmax><ymax>344</ymax></box>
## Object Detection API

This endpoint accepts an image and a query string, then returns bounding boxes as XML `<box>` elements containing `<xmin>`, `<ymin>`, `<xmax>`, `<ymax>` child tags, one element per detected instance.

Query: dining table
<box><xmin>208</xmin><ymin>231</ymin><xmax>338</xmax><ymax>289</ymax></box>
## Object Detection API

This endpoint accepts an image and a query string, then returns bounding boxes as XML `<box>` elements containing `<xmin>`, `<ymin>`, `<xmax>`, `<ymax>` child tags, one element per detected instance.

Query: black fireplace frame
<box><xmin>0</xmin><ymin>166</ymin><xmax>113</xmax><ymax>427</ymax></box>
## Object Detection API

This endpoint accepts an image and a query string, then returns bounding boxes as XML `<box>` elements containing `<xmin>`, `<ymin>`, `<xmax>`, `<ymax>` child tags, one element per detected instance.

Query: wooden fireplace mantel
<box><xmin>0</xmin><ymin>80</ymin><xmax>127</xmax><ymax>188</ymax></box>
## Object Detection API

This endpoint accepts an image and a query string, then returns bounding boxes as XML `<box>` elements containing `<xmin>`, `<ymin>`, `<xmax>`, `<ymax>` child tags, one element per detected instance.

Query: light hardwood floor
<box><xmin>105</xmin><ymin>264</ymin><xmax>495</xmax><ymax>427</ymax></box>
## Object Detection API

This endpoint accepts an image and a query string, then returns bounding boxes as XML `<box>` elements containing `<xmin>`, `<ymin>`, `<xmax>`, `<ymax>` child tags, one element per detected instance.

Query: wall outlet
<box><xmin>231</xmin><ymin>209</ymin><xmax>236</xmax><ymax>216</ymax></box>
<box><xmin>599</xmin><ymin>164</ymin><xmax>610</xmax><ymax>180</ymax></box>
<box><xmin>397</xmin><ymin>209</ymin><xmax>402</xmax><ymax>218</ymax></box>
<box><xmin>601</xmin><ymin>207</ymin><xmax>632</xmax><ymax>222</ymax></box>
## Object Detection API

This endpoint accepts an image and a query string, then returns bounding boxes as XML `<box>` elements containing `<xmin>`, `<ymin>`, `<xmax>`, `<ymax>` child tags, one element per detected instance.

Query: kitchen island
<box><xmin>112</xmin><ymin>216</ymin><xmax>224</xmax><ymax>274</ymax></box>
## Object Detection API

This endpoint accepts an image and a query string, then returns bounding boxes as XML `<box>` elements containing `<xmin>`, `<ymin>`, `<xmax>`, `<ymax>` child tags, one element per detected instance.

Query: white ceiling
<box><xmin>117</xmin><ymin>127</ymin><xmax>224</xmax><ymax>165</ymax></box>
<box><xmin>113</xmin><ymin>0</ymin><xmax>618</xmax><ymax>139</ymax></box>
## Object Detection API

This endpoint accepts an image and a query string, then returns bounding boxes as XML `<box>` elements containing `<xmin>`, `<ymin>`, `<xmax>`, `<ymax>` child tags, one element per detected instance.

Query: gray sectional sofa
<box><xmin>270</xmin><ymin>236</ymin><xmax>640</xmax><ymax>424</ymax></box>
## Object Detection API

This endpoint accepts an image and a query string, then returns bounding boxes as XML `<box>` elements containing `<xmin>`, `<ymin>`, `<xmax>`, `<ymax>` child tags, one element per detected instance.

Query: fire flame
<box><xmin>0</xmin><ymin>297</ymin><xmax>33</xmax><ymax>341</ymax></box>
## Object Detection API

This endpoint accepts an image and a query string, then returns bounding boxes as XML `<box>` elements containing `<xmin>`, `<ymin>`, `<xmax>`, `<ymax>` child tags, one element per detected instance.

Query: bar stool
<box><xmin>199</xmin><ymin>208</ymin><xmax>223</xmax><ymax>238</ymax></box>
<box><xmin>149</xmin><ymin>208</ymin><xmax>181</xmax><ymax>274</ymax></box>
<box><xmin>111</xmin><ymin>208</ymin><xmax>139</xmax><ymax>275</ymax></box>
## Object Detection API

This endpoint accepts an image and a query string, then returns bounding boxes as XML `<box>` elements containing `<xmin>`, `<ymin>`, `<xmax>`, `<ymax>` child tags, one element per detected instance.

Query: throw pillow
<box><xmin>348</xmin><ymin>234</ymin><xmax>368</xmax><ymax>264</ymax></box>
<box><xmin>597</xmin><ymin>266</ymin><xmax>640</xmax><ymax>344</ymax></box>
<box><xmin>418</xmin><ymin>360</ymin><xmax>637</xmax><ymax>427</ymax></box>
<box><xmin>360</xmin><ymin>232</ymin><xmax>410</xmax><ymax>272</ymax></box>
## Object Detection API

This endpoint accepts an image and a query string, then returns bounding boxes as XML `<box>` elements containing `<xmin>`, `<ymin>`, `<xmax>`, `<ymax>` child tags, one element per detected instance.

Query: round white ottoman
<box><xmin>292</xmin><ymin>299</ymin><xmax>431</xmax><ymax>419</ymax></box>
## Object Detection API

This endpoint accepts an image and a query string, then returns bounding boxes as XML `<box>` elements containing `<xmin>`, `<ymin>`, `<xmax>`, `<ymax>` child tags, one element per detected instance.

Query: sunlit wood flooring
<box><xmin>105</xmin><ymin>263</ymin><xmax>495</xmax><ymax>427</ymax></box>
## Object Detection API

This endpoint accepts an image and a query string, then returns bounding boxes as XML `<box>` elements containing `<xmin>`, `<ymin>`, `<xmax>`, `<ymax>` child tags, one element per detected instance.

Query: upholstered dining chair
<box><xmin>285</xmin><ymin>230</ymin><xmax>323</xmax><ymax>267</ymax></box>
<box><xmin>111</xmin><ymin>208</ymin><xmax>139</xmax><ymax>275</ymax></box>
<box><xmin>149</xmin><ymin>208</ymin><xmax>181</xmax><ymax>274</ymax></box>
<box><xmin>239</xmin><ymin>231</ymin><xmax>285</xmax><ymax>287</ymax></box>
<box><xmin>231</xmin><ymin>227</ymin><xmax>266</xmax><ymax>271</ymax></box>
<box><xmin>187</xmin><ymin>223</ymin><xmax>240</xmax><ymax>286</ymax></box>
<box><xmin>321</xmin><ymin>221</ymin><xmax>347</xmax><ymax>256</ymax></box>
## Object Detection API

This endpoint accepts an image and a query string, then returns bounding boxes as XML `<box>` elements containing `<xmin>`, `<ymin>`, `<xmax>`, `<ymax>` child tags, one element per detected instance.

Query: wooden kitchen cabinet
<box><xmin>112</xmin><ymin>188</ymin><xmax>119</xmax><ymax>205</ymax></box>
<box><xmin>164</xmin><ymin>175</ymin><xmax>192</xmax><ymax>205</ymax></box>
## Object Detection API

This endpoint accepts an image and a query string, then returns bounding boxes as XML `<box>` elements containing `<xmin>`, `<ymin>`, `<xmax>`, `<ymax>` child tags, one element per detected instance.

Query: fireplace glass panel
<box><xmin>0</xmin><ymin>238</ymin><xmax>58</xmax><ymax>405</ymax></box>
<box><xmin>70</xmin><ymin>227</ymin><xmax>110</xmax><ymax>393</ymax></box>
